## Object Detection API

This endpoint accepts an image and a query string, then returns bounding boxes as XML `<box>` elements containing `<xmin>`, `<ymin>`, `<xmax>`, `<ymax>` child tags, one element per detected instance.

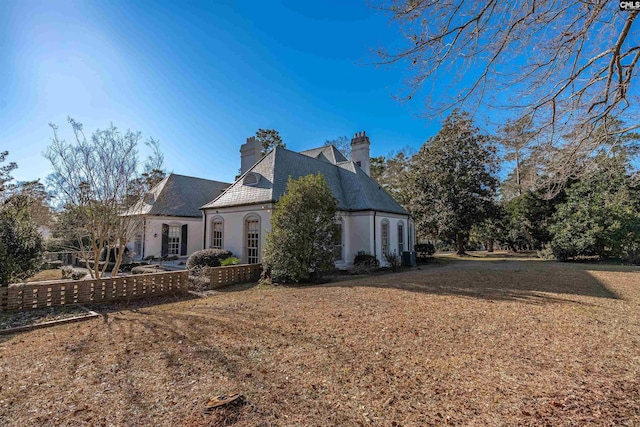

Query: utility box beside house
<box><xmin>402</xmin><ymin>251</ymin><xmax>416</xmax><ymax>267</ymax></box>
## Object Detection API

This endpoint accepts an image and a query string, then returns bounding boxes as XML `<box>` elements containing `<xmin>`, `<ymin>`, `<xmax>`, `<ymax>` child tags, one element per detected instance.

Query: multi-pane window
<box><xmin>246</xmin><ymin>218</ymin><xmax>260</xmax><ymax>264</ymax></box>
<box><xmin>333</xmin><ymin>222</ymin><xmax>343</xmax><ymax>261</ymax></box>
<box><xmin>168</xmin><ymin>225</ymin><xmax>181</xmax><ymax>256</ymax></box>
<box><xmin>134</xmin><ymin>233</ymin><xmax>143</xmax><ymax>258</ymax></box>
<box><xmin>211</xmin><ymin>219</ymin><xmax>223</xmax><ymax>249</ymax></box>
<box><xmin>398</xmin><ymin>223</ymin><xmax>404</xmax><ymax>254</ymax></box>
<box><xmin>381</xmin><ymin>220</ymin><xmax>389</xmax><ymax>256</ymax></box>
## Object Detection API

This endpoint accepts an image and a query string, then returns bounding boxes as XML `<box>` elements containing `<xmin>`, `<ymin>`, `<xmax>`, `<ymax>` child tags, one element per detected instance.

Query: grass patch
<box><xmin>23</xmin><ymin>269</ymin><xmax>62</xmax><ymax>283</ymax></box>
<box><xmin>1</xmin><ymin>258</ymin><xmax>638</xmax><ymax>425</ymax></box>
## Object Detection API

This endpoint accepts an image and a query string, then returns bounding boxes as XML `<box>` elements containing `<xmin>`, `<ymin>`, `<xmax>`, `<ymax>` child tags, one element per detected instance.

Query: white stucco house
<box><xmin>201</xmin><ymin>132</ymin><xmax>414</xmax><ymax>268</ymax></box>
<box><xmin>124</xmin><ymin>174</ymin><xmax>229</xmax><ymax>259</ymax></box>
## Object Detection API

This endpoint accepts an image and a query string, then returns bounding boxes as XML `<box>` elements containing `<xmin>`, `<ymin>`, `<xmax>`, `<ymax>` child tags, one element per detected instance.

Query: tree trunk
<box><xmin>112</xmin><ymin>241</ymin><xmax>126</xmax><ymax>278</ymax></box>
<box><xmin>515</xmin><ymin>149</ymin><xmax>522</xmax><ymax>196</ymax></box>
<box><xmin>456</xmin><ymin>232</ymin><xmax>466</xmax><ymax>256</ymax></box>
<box><xmin>487</xmin><ymin>238</ymin><xmax>494</xmax><ymax>252</ymax></box>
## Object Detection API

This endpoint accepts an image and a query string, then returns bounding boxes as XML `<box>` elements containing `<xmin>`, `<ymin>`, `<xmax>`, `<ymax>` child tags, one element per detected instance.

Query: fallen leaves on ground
<box><xmin>0</xmin><ymin>254</ymin><xmax>638</xmax><ymax>426</ymax></box>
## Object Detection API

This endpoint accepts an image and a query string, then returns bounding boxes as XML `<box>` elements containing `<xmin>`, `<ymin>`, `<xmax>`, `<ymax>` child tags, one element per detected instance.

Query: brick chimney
<box><xmin>350</xmin><ymin>131</ymin><xmax>370</xmax><ymax>175</ymax></box>
<box><xmin>240</xmin><ymin>136</ymin><xmax>260</xmax><ymax>175</ymax></box>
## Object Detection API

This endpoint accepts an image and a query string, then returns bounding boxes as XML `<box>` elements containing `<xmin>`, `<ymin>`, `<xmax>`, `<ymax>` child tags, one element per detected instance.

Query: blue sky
<box><xmin>1</xmin><ymin>0</ymin><xmax>447</xmax><ymax>184</ymax></box>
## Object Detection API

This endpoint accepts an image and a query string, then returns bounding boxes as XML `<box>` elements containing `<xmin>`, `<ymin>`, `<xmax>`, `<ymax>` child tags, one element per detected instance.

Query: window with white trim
<box><xmin>211</xmin><ymin>218</ymin><xmax>223</xmax><ymax>249</ymax></box>
<box><xmin>398</xmin><ymin>222</ymin><xmax>404</xmax><ymax>254</ymax></box>
<box><xmin>381</xmin><ymin>219</ymin><xmax>390</xmax><ymax>256</ymax></box>
<box><xmin>168</xmin><ymin>225</ymin><xmax>181</xmax><ymax>256</ymax></box>
<box><xmin>245</xmin><ymin>216</ymin><xmax>260</xmax><ymax>264</ymax></box>
<box><xmin>333</xmin><ymin>221</ymin><xmax>343</xmax><ymax>261</ymax></box>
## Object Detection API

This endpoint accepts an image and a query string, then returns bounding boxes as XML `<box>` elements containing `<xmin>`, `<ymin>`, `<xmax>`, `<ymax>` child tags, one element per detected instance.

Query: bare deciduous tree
<box><xmin>324</xmin><ymin>136</ymin><xmax>351</xmax><ymax>160</ymax></box>
<box><xmin>45</xmin><ymin>118</ymin><xmax>164</xmax><ymax>278</ymax></box>
<box><xmin>374</xmin><ymin>1</ymin><xmax>639</xmax><ymax>183</ymax></box>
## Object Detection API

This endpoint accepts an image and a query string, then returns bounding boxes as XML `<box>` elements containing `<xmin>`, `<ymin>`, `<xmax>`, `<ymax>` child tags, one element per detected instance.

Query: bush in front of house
<box><xmin>186</xmin><ymin>248</ymin><xmax>234</xmax><ymax>271</ymax></box>
<box><xmin>384</xmin><ymin>252</ymin><xmax>402</xmax><ymax>272</ymax></box>
<box><xmin>220</xmin><ymin>256</ymin><xmax>241</xmax><ymax>266</ymax></box>
<box><xmin>536</xmin><ymin>248</ymin><xmax>556</xmax><ymax>260</ymax></box>
<box><xmin>61</xmin><ymin>266</ymin><xmax>88</xmax><ymax>280</ymax></box>
<box><xmin>353</xmin><ymin>252</ymin><xmax>380</xmax><ymax>268</ymax></box>
<box><xmin>61</xmin><ymin>266</ymin><xmax>73</xmax><ymax>279</ymax></box>
<box><xmin>415</xmin><ymin>242</ymin><xmax>436</xmax><ymax>263</ymax></box>
<box><xmin>263</xmin><ymin>174</ymin><xmax>338</xmax><ymax>283</ymax></box>
<box><xmin>414</xmin><ymin>243</ymin><xmax>435</xmax><ymax>255</ymax></box>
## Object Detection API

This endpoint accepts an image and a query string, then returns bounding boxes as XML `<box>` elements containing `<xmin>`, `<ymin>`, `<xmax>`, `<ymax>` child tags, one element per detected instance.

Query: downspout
<box><xmin>202</xmin><ymin>211</ymin><xmax>207</xmax><ymax>249</ymax></box>
<box><xmin>407</xmin><ymin>214</ymin><xmax>411</xmax><ymax>251</ymax></box>
<box><xmin>142</xmin><ymin>217</ymin><xmax>146</xmax><ymax>259</ymax></box>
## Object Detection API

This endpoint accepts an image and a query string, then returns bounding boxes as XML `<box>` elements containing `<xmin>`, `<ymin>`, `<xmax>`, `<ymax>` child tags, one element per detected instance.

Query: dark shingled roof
<box><xmin>202</xmin><ymin>146</ymin><xmax>408</xmax><ymax>215</ymax></box>
<box><xmin>299</xmin><ymin>145</ymin><xmax>348</xmax><ymax>164</ymax></box>
<box><xmin>126</xmin><ymin>174</ymin><xmax>230</xmax><ymax>218</ymax></box>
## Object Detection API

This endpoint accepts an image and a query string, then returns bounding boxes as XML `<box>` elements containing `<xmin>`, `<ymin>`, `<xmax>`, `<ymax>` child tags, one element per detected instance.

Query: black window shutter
<box><xmin>161</xmin><ymin>224</ymin><xmax>169</xmax><ymax>257</ymax></box>
<box><xmin>181</xmin><ymin>224</ymin><xmax>188</xmax><ymax>256</ymax></box>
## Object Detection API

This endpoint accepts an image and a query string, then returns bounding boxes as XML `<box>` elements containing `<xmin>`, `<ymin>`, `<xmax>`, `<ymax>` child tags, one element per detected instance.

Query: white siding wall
<box><xmin>339</xmin><ymin>212</ymin><xmax>414</xmax><ymax>267</ymax></box>
<box><xmin>338</xmin><ymin>212</ymin><xmax>372</xmax><ymax>268</ymax></box>
<box><xmin>202</xmin><ymin>206</ymin><xmax>414</xmax><ymax>268</ymax></box>
<box><xmin>373</xmin><ymin>213</ymin><xmax>412</xmax><ymax>266</ymax></box>
<box><xmin>203</xmin><ymin>205</ymin><xmax>273</xmax><ymax>263</ymax></box>
<box><xmin>127</xmin><ymin>216</ymin><xmax>204</xmax><ymax>259</ymax></box>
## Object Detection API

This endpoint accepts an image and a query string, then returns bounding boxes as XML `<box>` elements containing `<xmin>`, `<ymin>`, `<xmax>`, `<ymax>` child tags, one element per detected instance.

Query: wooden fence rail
<box><xmin>209</xmin><ymin>263</ymin><xmax>262</xmax><ymax>289</ymax></box>
<box><xmin>1</xmin><ymin>264</ymin><xmax>262</xmax><ymax>312</ymax></box>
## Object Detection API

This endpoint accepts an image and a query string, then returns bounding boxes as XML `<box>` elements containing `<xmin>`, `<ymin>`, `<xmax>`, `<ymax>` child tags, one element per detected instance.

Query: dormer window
<box><xmin>243</xmin><ymin>172</ymin><xmax>260</xmax><ymax>186</ymax></box>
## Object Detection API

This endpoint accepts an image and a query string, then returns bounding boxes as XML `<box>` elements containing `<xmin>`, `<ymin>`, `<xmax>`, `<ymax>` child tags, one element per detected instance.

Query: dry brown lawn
<box><xmin>1</xmin><ymin>254</ymin><xmax>639</xmax><ymax>426</ymax></box>
<box><xmin>24</xmin><ymin>269</ymin><xmax>62</xmax><ymax>282</ymax></box>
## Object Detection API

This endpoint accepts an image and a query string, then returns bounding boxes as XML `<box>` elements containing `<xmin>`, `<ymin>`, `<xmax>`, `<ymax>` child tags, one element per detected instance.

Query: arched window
<box><xmin>381</xmin><ymin>219</ymin><xmax>390</xmax><ymax>256</ymax></box>
<box><xmin>244</xmin><ymin>214</ymin><xmax>261</xmax><ymax>264</ymax></box>
<box><xmin>211</xmin><ymin>217</ymin><xmax>224</xmax><ymax>249</ymax></box>
<box><xmin>398</xmin><ymin>221</ymin><xmax>404</xmax><ymax>254</ymax></box>
<box><xmin>333</xmin><ymin>219</ymin><xmax>344</xmax><ymax>261</ymax></box>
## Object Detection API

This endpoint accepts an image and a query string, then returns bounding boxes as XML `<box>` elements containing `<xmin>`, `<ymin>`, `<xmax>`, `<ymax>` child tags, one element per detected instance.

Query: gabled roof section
<box><xmin>299</xmin><ymin>145</ymin><xmax>348</xmax><ymax>164</ymax></box>
<box><xmin>203</xmin><ymin>147</ymin><xmax>407</xmax><ymax>215</ymax></box>
<box><xmin>125</xmin><ymin>174</ymin><xmax>230</xmax><ymax>218</ymax></box>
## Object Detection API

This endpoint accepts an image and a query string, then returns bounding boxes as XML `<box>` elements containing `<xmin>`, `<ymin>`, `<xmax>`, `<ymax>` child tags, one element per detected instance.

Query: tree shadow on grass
<box><xmin>0</xmin><ymin>292</ymin><xmax>201</xmax><ymax>342</ymax></box>
<box><xmin>318</xmin><ymin>258</ymin><xmax>624</xmax><ymax>303</ymax></box>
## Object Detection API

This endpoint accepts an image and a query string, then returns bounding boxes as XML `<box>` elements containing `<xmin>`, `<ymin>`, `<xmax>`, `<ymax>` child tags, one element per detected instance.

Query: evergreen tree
<box><xmin>369</xmin><ymin>147</ymin><xmax>415</xmax><ymax>209</ymax></box>
<box><xmin>409</xmin><ymin>111</ymin><xmax>499</xmax><ymax>255</ymax></box>
<box><xmin>0</xmin><ymin>152</ymin><xmax>44</xmax><ymax>285</ymax></box>
<box><xmin>264</xmin><ymin>174</ymin><xmax>338</xmax><ymax>282</ymax></box>
<box><xmin>550</xmin><ymin>150</ymin><xmax>640</xmax><ymax>261</ymax></box>
<box><xmin>255</xmin><ymin>129</ymin><xmax>285</xmax><ymax>156</ymax></box>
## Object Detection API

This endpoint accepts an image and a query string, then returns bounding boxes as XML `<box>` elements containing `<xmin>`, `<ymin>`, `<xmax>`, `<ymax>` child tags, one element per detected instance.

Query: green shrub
<box><xmin>44</xmin><ymin>237</ymin><xmax>66</xmax><ymax>252</ymax></box>
<box><xmin>414</xmin><ymin>243</ymin><xmax>435</xmax><ymax>255</ymax></box>
<box><xmin>220</xmin><ymin>256</ymin><xmax>241</xmax><ymax>266</ymax></box>
<box><xmin>537</xmin><ymin>248</ymin><xmax>556</xmax><ymax>260</ymax></box>
<box><xmin>71</xmin><ymin>269</ymin><xmax>86</xmax><ymax>280</ymax></box>
<box><xmin>61</xmin><ymin>265</ymin><xmax>73</xmax><ymax>279</ymax></box>
<box><xmin>263</xmin><ymin>174</ymin><xmax>338</xmax><ymax>283</ymax></box>
<box><xmin>61</xmin><ymin>266</ymin><xmax>87</xmax><ymax>280</ymax></box>
<box><xmin>353</xmin><ymin>252</ymin><xmax>379</xmax><ymax>268</ymax></box>
<box><xmin>186</xmin><ymin>248</ymin><xmax>233</xmax><ymax>271</ymax></box>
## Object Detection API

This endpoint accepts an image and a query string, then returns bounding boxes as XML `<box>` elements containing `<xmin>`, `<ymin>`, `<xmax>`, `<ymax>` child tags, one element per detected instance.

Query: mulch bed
<box><xmin>0</xmin><ymin>305</ymin><xmax>95</xmax><ymax>332</ymax></box>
